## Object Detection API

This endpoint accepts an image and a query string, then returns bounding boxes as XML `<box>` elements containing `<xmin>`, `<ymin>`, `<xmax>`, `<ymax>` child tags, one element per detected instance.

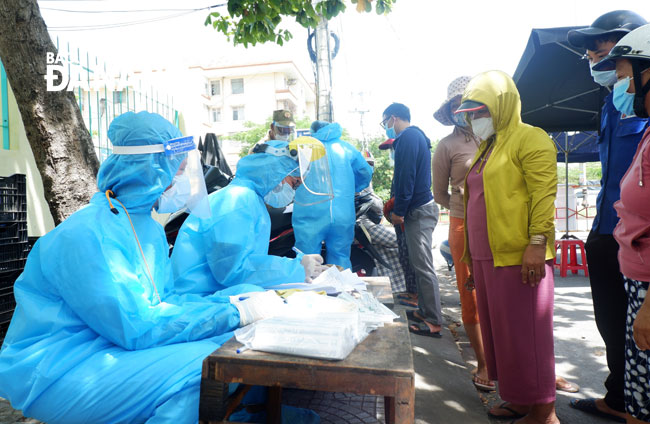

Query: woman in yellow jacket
<box><xmin>455</xmin><ymin>70</ymin><xmax>559</xmax><ymax>424</ymax></box>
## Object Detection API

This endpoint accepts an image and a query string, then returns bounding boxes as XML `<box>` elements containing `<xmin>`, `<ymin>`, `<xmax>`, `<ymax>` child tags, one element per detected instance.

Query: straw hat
<box><xmin>433</xmin><ymin>76</ymin><xmax>472</xmax><ymax>126</ymax></box>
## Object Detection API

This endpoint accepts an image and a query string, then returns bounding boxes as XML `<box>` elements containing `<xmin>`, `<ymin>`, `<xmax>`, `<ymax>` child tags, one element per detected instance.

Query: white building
<box><xmin>141</xmin><ymin>60</ymin><xmax>316</xmax><ymax>168</ymax></box>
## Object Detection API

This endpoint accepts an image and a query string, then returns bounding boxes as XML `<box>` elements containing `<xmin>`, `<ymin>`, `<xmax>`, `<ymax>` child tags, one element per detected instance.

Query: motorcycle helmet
<box><xmin>568</xmin><ymin>10</ymin><xmax>647</xmax><ymax>50</ymax></box>
<box><xmin>593</xmin><ymin>24</ymin><xmax>650</xmax><ymax>118</ymax></box>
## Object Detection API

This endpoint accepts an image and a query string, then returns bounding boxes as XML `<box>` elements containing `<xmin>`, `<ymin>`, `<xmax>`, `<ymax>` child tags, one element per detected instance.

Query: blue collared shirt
<box><xmin>592</xmin><ymin>93</ymin><xmax>648</xmax><ymax>234</ymax></box>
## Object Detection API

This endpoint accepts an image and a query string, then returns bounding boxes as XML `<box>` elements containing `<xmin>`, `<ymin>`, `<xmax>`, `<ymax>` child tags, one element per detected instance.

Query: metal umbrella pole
<box><xmin>564</xmin><ymin>132</ymin><xmax>570</xmax><ymax>238</ymax></box>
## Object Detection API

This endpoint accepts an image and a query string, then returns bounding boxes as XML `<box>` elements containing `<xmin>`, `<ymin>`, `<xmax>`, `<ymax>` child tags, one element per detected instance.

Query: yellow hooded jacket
<box><xmin>461</xmin><ymin>71</ymin><xmax>557</xmax><ymax>267</ymax></box>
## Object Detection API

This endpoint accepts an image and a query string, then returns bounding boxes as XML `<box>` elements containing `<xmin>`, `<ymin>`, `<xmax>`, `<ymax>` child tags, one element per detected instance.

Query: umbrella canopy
<box><xmin>551</xmin><ymin>131</ymin><xmax>599</xmax><ymax>163</ymax></box>
<box><xmin>513</xmin><ymin>26</ymin><xmax>608</xmax><ymax>133</ymax></box>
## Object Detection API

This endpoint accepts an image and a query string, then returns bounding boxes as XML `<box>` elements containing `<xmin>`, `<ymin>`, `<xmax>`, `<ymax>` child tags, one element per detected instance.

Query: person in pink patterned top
<box><xmin>593</xmin><ymin>24</ymin><xmax>650</xmax><ymax>424</ymax></box>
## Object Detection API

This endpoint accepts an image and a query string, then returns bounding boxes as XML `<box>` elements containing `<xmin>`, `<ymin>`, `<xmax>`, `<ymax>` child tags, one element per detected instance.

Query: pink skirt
<box><xmin>473</xmin><ymin>259</ymin><xmax>556</xmax><ymax>405</ymax></box>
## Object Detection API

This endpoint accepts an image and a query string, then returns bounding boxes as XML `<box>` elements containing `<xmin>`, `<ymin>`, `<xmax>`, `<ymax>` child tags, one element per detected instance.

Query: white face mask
<box><xmin>470</xmin><ymin>117</ymin><xmax>495</xmax><ymax>141</ymax></box>
<box><xmin>156</xmin><ymin>173</ymin><xmax>192</xmax><ymax>214</ymax></box>
<box><xmin>264</xmin><ymin>182</ymin><xmax>295</xmax><ymax>208</ymax></box>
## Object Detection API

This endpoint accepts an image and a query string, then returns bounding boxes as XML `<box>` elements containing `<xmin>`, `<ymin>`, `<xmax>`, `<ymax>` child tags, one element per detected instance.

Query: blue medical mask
<box><xmin>590</xmin><ymin>68</ymin><xmax>618</xmax><ymax>87</ymax></box>
<box><xmin>452</xmin><ymin>112</ymin><xmax>468</xmax><ymax>127</ymax></box>
<box><xmin>384</xmin><ymin>117</ymin><xmax>396</xmax><ymax>139</ymax></box>
<box><xmin>613</xmin><ymin>77</ymin><xmax>636</xmax><ymax>117</ymax></box>
<box><xmin>264</xmin><ymin>182</ymin><xmax>295</xmax><ymax>208</ymax></box>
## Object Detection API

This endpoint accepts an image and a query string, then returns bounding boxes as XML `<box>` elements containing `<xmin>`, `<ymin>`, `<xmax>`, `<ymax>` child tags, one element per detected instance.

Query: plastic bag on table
<box><xmin>234</xmin><ymin>312</ymin><xmax>364</xmax><ymax>360</ymax></box>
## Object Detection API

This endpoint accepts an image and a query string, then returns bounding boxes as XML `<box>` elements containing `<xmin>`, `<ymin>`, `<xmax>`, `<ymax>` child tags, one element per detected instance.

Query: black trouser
<box><xmin>585</xmin><ymin>230</ymin><xmax>628</xmax><ymax>413</ymax></box>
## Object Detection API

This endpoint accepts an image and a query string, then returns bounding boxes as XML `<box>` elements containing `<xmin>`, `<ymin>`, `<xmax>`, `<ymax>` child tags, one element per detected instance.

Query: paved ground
<box><xmin>0</xmin><ymin>225</ymin><xmax>618</xmax><ymax>423</ymax></box>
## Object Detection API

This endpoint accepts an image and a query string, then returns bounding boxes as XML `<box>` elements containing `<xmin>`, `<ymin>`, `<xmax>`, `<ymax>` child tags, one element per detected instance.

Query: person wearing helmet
<box><xmin>593</xmin><ymin>23</ymin><xmax>650</xmax><ymax>424</ymax></box>
<box><xmin>0</xmin><ymin>112</ymin><xmax>280</xmax><ymax>424</ymax></box>
<box><xmin>568</xmin><ymin>10</ymin><xmax>649</xmax><ymax>422</ymax></box>
<box><xmin>172</xmin><ymin>138</ymin><xmax>328</xmax><ymax>294</ymax></box>
<box><xmin>292</xmin><ymin>121</ymin><xmax>373</xmax><ymax>269</ymax></box>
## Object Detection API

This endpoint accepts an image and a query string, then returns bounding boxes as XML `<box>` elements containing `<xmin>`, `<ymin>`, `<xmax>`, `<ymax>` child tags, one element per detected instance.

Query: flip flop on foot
<box><xmin>556</xmin><ymin>377</ymin><xmax>580</xmax><ymax>393</ymax></box>
<box><xmin>395</xmin><ymin>292</ymin><xmax>416</xmax><ymax>301</ymax></box>
<box><xmin>405</xmin><ymin>309</ymin><xmax>424</xmax><ymax>323</ymax></box>
<box><xmin>399</xmin><ymin>299</ymin><xmax>418</xmax><ymax>308</ymax></box>
<box><xmin>487</xmin><ymin>402</ymin><xmax>526</xmax><ymax>420</ymax></box>
<box><xmin>569</xmin><ymin>398</ymin><xmax>626</xmax><ymax>423</ymax></box>
<box><xmin>408</xmin><ymin>322</ymin><xmax>442</xmax><ymax>338</ymax></box>
<box><xmin>472</xmin><ymin>374</ymin><xmax>496</xmax><ymax>392</ymax></box>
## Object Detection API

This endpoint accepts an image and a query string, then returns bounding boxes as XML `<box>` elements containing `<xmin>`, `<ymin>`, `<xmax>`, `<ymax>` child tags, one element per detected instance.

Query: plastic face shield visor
<box><xmin>273</xmin><ymin>122</ymin><xmax>295</xmax><ymax>141</ymax></box>
<box><xmin>112</xmin><ymin>135</ymin><xmax>211</xmax><ymax>218</ymax></box>
<box><xmin>291</xmin><ymin>137</ymin><xmax>333</xmax><ymax>206</ymax></box>
<box><xmin>253</xmin><ymin>138</ymin><xmax>333</xmax><ymax>206</ymax></box>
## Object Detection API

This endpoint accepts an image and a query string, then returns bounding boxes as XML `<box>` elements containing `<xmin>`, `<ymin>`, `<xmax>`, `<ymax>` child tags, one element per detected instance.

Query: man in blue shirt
<box><xmin>382</xmin><ymin>102</ymin><xmax>443</xmax><ymax>338</ymax></box>
<box><xmin>567</xmin><ymin>10</ymin><xmax>648</xmax><ymax>423</ymax></box>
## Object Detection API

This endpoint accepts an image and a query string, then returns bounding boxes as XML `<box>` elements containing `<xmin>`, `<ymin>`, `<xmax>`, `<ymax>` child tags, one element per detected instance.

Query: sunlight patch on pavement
<box><xmin>412</xmin><ymin>346</ymin><xmax>430</xmax><ymax>356</ymax></box>
<box><xmin>415</xmin><ymin>372</ymin><xmax>443</xmax><ymax>392</ymax></box>
<box><xmin>443</xmin><ymin>400</ymin><xmax>466</xmax><ymax>412</ymax></box>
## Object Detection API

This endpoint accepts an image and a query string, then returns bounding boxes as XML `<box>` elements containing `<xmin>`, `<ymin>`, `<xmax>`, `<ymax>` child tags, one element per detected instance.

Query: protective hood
<box><xmin>311</xmin><ymin>122</ymin><xmax>343</xmax><ymax>144</ymax></box>
<box><xmin>461</xmin><ymin>70</ymin><xmax>523</xmax><ymax>140</ymax></box>
<box><xmin>231</xmin><ymin>140</ymin><xmax>299</xmax><ymax>196</ymax></box>
<box><xmin>97</xmin><ymin>111</ymin><xmax>183</xmax><ymax>214</ymax></box>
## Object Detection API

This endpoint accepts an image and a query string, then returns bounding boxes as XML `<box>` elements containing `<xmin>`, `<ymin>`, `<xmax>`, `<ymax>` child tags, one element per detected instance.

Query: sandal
<box><xmin>398</xmin><ymin>299</ymin><xmax>418</xmax><ymax>308</ymax></box>
<box><xmin>405</xmin><ymin>309</ymin><xmax>424</xmax><ymax>323</ymax></box>
<box><xmin>487</xmin><ymin>402</ymin><xmax>526</xmax><ymax>420</ymax></box>
<box><xmin>556</xmin><ymin>377</ymin><xmax>580</xmax><ymax>393</ymax></box>
<box><xmin>408</xmin><ymin>322</ymin><xmax>442</xmax><ymax>338</ymax></box>
<box><xmin>472</xmin><ymin>374</ymin><xmax>496</xmax><ymax>392</ymax></box>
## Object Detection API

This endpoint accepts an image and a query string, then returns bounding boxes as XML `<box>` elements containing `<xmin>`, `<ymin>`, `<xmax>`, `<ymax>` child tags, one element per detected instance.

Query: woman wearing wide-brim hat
<box><xmin>432</xmin><ymin>76</ymin><xmax>496</xmax><ymax>391</ymax></box>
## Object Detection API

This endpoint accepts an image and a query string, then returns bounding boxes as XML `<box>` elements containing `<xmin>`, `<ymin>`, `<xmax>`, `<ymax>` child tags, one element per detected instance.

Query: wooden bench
<box><xmin>199</xmin><ymin>277</ymin><xmax>414</xmax><ymax>424</ymax></box>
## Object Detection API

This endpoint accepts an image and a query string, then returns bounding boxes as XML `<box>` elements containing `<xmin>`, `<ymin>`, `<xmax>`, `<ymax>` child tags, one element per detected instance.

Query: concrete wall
<box><xmin>0</xmin><ymin>86</ymin><xmax>55</xmax><ymax>237</ymax></box>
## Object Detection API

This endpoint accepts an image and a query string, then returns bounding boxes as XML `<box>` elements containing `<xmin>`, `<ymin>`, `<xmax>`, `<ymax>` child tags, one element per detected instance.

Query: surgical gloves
<box><xmin>231</xmin><ymin>290</ymin><xmax>286</xmax><ymax>327</ymax></box>
<box><xmin>301</xmin><ymin>254</ymin><xmax>327</xmax><ymax>283</ymax></box>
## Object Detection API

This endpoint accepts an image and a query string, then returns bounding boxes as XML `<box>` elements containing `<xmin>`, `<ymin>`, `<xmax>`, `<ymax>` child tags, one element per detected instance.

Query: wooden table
<box><xmin>199</xmin><ymin>277</ymin><xmax>414</xmax><ymax>424</ymax></box>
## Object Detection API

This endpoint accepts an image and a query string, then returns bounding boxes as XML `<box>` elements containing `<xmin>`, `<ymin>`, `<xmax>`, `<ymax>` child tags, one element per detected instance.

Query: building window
<box><xmin>232</xmin><ymin>106</ymin><xmax>245</xmax><ymax>121</ymax></box>
<box><xmin>231</xmin><ymin>78</ymin><xmax>244</xmax><ymax>94</ymax></box>
<box><xmin>210</xmin><ymin>80</ymin><xmax>221</xmax><ymax>96</ymax></box>
<box><xmin>204</xmin><ymin>105</ymin><xmax>210</xmax><ymax>123</ymax></box>
<box><xmin>211</xmin><ymin>107</ymin><xmax>221</xmax><ymax>123</ymax></box>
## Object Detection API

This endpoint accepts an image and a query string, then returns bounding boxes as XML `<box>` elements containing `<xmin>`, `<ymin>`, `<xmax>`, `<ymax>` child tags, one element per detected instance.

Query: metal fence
<box><xmin>55</xmin><ymin>37</ymin><xmax>179</xmax><ymax>162</ymax></box>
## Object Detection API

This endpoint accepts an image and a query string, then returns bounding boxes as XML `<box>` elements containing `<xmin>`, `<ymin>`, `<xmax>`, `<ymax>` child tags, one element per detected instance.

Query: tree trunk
<box><xmin>0</xmin><ymin>0</ymin><xmax>99</xmax><ymax>225</ymax></box>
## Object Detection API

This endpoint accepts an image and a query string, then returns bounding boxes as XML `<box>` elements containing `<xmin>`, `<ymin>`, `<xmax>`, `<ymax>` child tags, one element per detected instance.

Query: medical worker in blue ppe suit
<box><xmin>292</xmin><ymin>121</ymin><xmax>373</xmax><ymax>269</ymax></box>
<box><xmin>0</xmin><ymin>111</ymin><xmax>280</xmax><ymax>424</ymax></box>
<box><xmin>172</xmin><ymin>138</ymin><xmax>327</xmax><ymax>295</ymax></box>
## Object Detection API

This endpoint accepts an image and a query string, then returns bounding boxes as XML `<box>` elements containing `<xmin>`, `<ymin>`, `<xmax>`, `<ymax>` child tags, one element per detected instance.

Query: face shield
<box><xmin>112</xmin><ymin>135</ymin><xmax>211</xmax><ymax>218</ymax></box>
<box><xmin>290</xmin><ymin>136</ymin><xmax>334</xmax><ymax>207</ymax></box>
<box><xmin>272</xmin><ymin>122</ymin><xmax>295</xmax><ymax>141</ymax></box>
<box><xmin>252</xmin><ymin>137</ymin><xmax>333</xmax><ymax>207</ymax></box>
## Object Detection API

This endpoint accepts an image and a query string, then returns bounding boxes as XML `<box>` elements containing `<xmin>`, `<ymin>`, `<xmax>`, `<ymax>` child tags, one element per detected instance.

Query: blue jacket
<box><xmin>593</xmin><ymin>93</ymin><xmax>648</xmax><ymax>234</ymax></box>
<box><xmin>392</xmin><ymin>126</ymin><xmax>434</xmax><ymax>217</ymax></box>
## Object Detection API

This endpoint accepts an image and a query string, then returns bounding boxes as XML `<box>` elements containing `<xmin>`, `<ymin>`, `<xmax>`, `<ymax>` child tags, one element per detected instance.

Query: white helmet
<box><xmin>593</xmin><ymin>23</ymin><xmax>650</xmax><ymax>117</ymax></box>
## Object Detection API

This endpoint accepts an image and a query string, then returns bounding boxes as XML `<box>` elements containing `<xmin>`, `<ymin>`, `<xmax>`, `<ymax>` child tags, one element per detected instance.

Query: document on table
<box><xmin>267</xmin><ymin>266</ymin><xmax>367</xmax><ymax>294</ymax></box>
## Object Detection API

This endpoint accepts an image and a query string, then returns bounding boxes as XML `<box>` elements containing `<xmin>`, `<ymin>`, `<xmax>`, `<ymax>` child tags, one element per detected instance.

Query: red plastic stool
<box><xmin>554</xmin><ymin>238</ymin><xmax>589</xmax><ymax>277</ymax></box>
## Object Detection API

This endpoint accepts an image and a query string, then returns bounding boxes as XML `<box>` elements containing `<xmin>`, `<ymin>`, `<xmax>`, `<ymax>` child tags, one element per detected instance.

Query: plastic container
<box><xmin>0</xmin><ymin>174</ymin><xmax>27</xmax><ymax>211</ymax></box>
<box><xmin>0</xmin><ymin>285</ymin><xmax>16</xmax><ymax>325</ymax></box>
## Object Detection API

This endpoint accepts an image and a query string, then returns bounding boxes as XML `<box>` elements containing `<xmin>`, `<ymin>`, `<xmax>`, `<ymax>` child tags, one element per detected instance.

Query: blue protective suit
<box><xmin>292</xmin><ymin>123</ymin><xmax>373</xmax><ymax>268</ymax></box>
<box><xmin>0</xmin><ymin>112</ymin><xmax>254</xmax><ymax>424</ymax></box>
<box><xmin>171</xmin><ymin>140</ymin><xmax>306</xmax><ymax>295</ymax></box>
